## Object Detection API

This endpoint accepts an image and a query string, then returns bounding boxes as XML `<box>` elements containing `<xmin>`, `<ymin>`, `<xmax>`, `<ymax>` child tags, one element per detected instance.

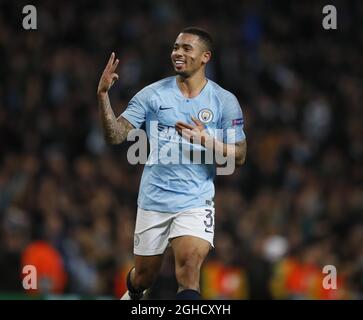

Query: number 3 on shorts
<box><xmin>204</xmin><ymin>208</ymin><xmax>214</xmax><ymax>233</ymax></box>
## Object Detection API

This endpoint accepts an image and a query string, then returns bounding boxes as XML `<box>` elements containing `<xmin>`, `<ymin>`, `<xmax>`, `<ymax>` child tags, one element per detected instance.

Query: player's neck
<box><xmin>176</xmin><ymin>72</ymin><xmax>207</xmax><ymax>99</ymax></box>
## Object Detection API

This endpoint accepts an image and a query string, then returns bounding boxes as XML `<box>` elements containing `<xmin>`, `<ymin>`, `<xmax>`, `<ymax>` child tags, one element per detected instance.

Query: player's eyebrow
<box><xmin>173</xmin><ymin>43</ymin><xmax>194</xmax><ymax>50</ymax></box>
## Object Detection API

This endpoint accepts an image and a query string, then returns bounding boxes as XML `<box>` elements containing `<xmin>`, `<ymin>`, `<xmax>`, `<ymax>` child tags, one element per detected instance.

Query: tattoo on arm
<box><xmin>116</xmin><ymin>115</ymin><xmax>134</xmax><ymax>142</ymax></box>
<box><xmin>98</xmin><ymin>93</ymin><xmax>134</xmax><ymax>144</ymax></box>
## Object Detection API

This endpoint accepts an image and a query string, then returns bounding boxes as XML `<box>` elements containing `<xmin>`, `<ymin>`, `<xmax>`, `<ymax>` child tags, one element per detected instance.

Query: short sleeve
<box><xmin>221</xmin><ymin>93</ymin><xmax>246</xmax><ymax>143</ymax></box>
<box><xmin>121</xmin><ymin>88</ymin><xmax>150</xmax><ymax>129</ymax></box>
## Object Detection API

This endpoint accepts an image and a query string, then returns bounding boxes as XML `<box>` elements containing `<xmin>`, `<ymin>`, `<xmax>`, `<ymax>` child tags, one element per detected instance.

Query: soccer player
<box><xmin>97</xmin><ymin>27</ymin><xmax>247</xmax><ymax>300</ymax></box>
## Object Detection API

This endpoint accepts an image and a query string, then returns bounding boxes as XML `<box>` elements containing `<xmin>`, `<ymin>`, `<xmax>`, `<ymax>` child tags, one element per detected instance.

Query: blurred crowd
<box><xmin>0</xmin><ymin>0</ymin><xmax>362</xmax><ymax>299</ymax></box>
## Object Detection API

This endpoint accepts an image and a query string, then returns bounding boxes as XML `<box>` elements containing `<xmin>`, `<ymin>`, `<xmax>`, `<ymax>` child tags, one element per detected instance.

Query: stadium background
<box><xmin>0</xmin><ymin>0</ymin><xmax>362</xmax><ymax>299</ymax></box>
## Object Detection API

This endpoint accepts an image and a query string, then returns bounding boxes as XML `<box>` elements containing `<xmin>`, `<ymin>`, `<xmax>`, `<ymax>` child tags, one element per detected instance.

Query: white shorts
<box><xmin>133</xmin><ymin>207</ymin><xmax>215</xmax><ymax>256</ymax></box>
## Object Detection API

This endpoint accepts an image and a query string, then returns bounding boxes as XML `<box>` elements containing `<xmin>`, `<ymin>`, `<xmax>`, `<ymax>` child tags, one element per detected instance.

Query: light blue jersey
<box><xmin>121</xmin><ymin>76</ymin><xmax>246</xmax><ymax>213</ymax></box>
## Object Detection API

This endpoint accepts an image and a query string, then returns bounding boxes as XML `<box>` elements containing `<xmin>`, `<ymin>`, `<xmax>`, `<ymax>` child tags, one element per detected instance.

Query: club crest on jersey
<box><xmin>198</xmin><ymin>108</ymin><xmax>213</xmax><ymax>124</ymax></box>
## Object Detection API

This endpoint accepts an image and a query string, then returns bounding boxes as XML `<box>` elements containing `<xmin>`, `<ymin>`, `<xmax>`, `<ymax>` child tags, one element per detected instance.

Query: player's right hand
<box><xmin>97</xmin><ymin>52</ymin><xmax>119</xmax><ymax>95</ymax></box>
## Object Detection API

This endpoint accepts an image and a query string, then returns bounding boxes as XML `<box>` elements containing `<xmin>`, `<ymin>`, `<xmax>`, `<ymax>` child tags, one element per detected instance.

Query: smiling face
<box><xmin>171</xmin><ymin>33</ymin><xmax>211</xmax><ymax>78</ymax></box>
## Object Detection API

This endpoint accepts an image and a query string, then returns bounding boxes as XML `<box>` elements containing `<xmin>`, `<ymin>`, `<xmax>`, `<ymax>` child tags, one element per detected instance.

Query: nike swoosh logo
<box><xmin>160</xmin><ymin>106</ymin><xmax>172</xmax><ymax>110</ymax></box>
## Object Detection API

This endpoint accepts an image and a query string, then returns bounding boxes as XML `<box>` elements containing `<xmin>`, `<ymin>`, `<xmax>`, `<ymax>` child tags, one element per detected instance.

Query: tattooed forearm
<box><xmin>98</xmin><ymin>92</ymin><xmax>134</xmax><ymax>144</ymax></box>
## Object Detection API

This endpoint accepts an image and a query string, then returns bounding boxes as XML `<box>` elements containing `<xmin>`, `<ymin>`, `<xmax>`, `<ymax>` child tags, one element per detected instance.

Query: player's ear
<box><xmin>202</xmin><ymin>51</ymin><xmax>211</xmax><ymax>64</ymax></box>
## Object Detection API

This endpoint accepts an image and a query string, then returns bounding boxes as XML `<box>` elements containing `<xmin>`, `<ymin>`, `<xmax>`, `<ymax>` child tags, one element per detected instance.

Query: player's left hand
<box><xmin>175</xmin><ymin>117</ymin><xmax>209</xmax><ymax>145</ymax></box>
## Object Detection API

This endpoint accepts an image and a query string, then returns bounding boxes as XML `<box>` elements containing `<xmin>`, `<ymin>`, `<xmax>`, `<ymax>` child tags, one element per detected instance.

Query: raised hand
<box><xmin>97</xmin><ymin>52</ymin><xmax>119</xmax><ymax>95</ymax></box>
